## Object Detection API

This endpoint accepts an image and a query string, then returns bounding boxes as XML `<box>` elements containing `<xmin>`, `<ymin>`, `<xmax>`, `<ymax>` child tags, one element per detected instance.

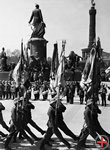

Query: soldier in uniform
<box><xmin>23</xmin><ymin>92</ymin><xmax>46</xmax><ymax>135</ymax></box>
<box><xmin>40</xmin><ymin>99</ymin><xmax>78</xmax><ymax>150</ymax></box>
<box><xmin>41</xmin><ymin>81</ymin><xmax>49</xmax><ymax>100</ymax></box>
<box><xmin>0</xmin><ymin>80</ymin><xmax>3</xmax><ymax>99</ymax></box>
<box><xmin>4</xmin><ymin>98</ymin><xmax>35</xmax><ymax>150</ymax></box>
<box><xmin>100</xmin><ymin>84</ymin><xmax>107</xmax><ymax>106</ymax></box>
<box><xmin>10</xmin><ymin>81</ymin><xmax>16</xmax><ymax>100</ymax></box>
<box><xmin>7</xmin><ymin>81</ymin><xmax>11</xmax><ymax>99</ymax></box>
<box><xmin>2</xmin><ymin>80</ymin><xmax>5</xmax><ymax>99</ymax></box>
<box><xmin>4</xmin><ymin>81</ymin><xmax>8</xmax><ymax>99</ymax></box>
<box><xmin>0</xmin><ymin>102</ymin><xmax>9</xmax><ymax>137</ymax></box>
<box><xmin>33</xmin><ymin>81</ymin><xmax>40</xmax><ymax>100</ymax></box>
<box><xmin>18</xmin><ymin>83</ymin><xmax>25</xmax><ymax>98</ymax></box>
<box><xmin>77</xmin><ymin>99</ymin><xmax>110</xmax><ymax>149</ymax></box>
<box><xmin>79</xmin><ymin>88</ymin><xmax>84</xmax><ymax>104</ymax></box>
<box><xmin>69</xmin><ymin>82</ymin><xmax>75</xmax><ymax>104</ymax></box>
<box><xmin>64</xmin><ymin>82</ymin><xmax>70</xmax><ymax>103</ymax></box>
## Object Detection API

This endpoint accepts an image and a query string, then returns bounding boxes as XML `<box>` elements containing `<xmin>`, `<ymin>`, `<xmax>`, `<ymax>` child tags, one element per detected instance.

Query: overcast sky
<box><xmin>0</xmin><ymin>0</ymin><xmax>110</xmax><ymax>57</ymax></box>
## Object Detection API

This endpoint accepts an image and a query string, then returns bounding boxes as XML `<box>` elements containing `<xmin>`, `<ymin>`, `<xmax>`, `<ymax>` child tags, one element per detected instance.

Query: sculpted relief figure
<box><xmin>28</xmin><ymin>4</ymin><xmax>46</xmax><ymax>38</ymax></box>
<box><xmin>0</xmin><ymin>47</ymin><xmax>7</xmax><ymax>71</ymax></box>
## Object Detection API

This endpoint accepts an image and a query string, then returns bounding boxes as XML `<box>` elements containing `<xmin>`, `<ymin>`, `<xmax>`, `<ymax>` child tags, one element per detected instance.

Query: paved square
<box><xmin>0</xmin><ymin>96</ymin><xmax>110</xmax><ymax>150</ymax></box>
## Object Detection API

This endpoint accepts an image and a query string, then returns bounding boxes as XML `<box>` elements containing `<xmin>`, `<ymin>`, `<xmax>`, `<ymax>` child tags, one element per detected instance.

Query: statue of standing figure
<box><xmin>28</xmin><ymin>4</ymin><xmax>46</xmax><ymax>38</ymax></box>
<box><xmin>0</xmin><ymin>47</ymin><xmax>7</xmax><ymax>71</ymax></box>
<box><xmin>91</xmin><ymin>0</ymin><xmax>95</xmax><ymax>7</ymax></box>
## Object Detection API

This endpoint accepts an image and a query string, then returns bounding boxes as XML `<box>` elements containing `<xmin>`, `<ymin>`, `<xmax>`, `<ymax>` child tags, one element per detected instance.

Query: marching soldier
<box><xmin>77</xmin><ymin>99</ymin><xmax>110</xmax><ymax>149</ymax></box>
<box><xmin>0</xmin><ymin>102</ymin><xmax>9</xmax><ymax>137</ymax></box>
<box><xmin>40</xmin><ymin>99</ymin><xmax>78</xmax><ymax>150</ymax></box>
<box><xmin>23</xmin><ymin>92</ymin><xmax>46</xmax><ymax>135</ymax></box>
<box><xmin>4</xmin><ymin>98</ymin><xmax>34</xmax><ymax>150</ymax></box>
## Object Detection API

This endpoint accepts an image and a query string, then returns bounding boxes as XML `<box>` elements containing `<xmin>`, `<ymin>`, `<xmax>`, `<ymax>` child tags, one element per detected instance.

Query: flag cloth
<box><xmin>105</xmin><ymin>67</ymin><xmax>110</xmax><ymax>80</ymax></box>
<box><xmin>50</xmin><ymin>43</ymin><xmax>59</xmax><ymax>78</ymax></box>
<box><xmin>55</xmin><ymin>41</ymin><xmax>66</xmax><ymax>88</ymax></box>
<box><xmin>12</xmin><ymin>59</ymin><xmax>21</xmax><ymax>87</ymax></box>
<box><xmin>50</xmin><ymin>43</ymin><xmax>59</xmax><ymax>90</ymax></box>
<box><xmin>12</xmin><ymin>40</ymin><xmax>29</xmax><ymax>87</ymax></box>
<box><xmin>80</xmin><ymin>47</ymin><xmax>101</xmax><ymax>102</ymax></box>
<box><xmin>80</xmin><ymin>48</ymin><xmax>96</xmax><ymax>89</ymax></box>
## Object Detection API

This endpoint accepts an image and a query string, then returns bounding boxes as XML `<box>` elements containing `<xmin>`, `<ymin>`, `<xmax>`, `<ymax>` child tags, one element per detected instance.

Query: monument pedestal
<box><xmin>28</xmin><ymin>38</ymin><xmax>48</xmax><ymax>60</ymax></box>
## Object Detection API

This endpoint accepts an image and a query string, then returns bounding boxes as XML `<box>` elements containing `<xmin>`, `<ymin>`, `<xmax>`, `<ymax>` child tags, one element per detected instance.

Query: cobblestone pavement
<box><xmin>0</xmin><ymin>96</ymin><xmax>110</xmax><ymax>150</ymax></box>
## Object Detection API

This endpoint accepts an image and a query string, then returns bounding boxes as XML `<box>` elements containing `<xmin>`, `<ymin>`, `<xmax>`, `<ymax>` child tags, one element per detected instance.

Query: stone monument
<box><xmin>28</xmin><ymin>4</ymin><xmax>48</xmax><ymax>60</ymax></box>
<box><xmin>82</xmin><ymin>0</ymin><xmax>96</xmax><ymax>60</ymax></box>
<box><xmin>0</xmin><ymin>47</ymin><xmax>7</xmax><ymax>71</ymax></box>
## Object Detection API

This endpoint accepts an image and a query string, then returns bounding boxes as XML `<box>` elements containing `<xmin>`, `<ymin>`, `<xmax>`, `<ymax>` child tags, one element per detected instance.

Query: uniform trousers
<box><xmin>78</xmin><ymin>122</ymin><xmax>110</xmax><ymax>149</ymax></box>
<box><xmin>5</xmin><ymin>124</ymin><xmax>34</xmax><ymax>147</ymax></box>
<box><xmin>40</xmin><ymin>120</ymin><xmax>77</xmax><ymax>149</ymax></box>
<box><xmin>28</xmin><ymin>119</ymin><xmax>44</xmax><ymax>134</ymax></box>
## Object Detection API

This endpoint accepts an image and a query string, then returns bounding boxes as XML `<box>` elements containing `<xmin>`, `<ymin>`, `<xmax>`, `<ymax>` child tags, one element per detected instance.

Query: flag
<box><xmin>80</xmin><ymin>48</ymin><xmax>96</xmax><ymax>89</ymax></box>
<box><xmin>24</xmin><ymin>45</ymin><xmax>29</xmax><ymax>67</ymax></box>
<box><xmin>105</xmin><ymin>66</ymin><xmax>110</xmax><ymax>74</ymax></box>
<box><xmin>12</xmin><ymin>58</ymin><xmax>21</xmax><ymax>87</ymax></box>
<box><xmin>80</xmin><ymin>46</ymin><xmax>101</xmax><ymax>103</ymax></box>
<box><xmin>50</xmin><ymin>43</ymin><xmax>59</xmax><ymax>90</ymax></box>
<box><xmin>20</xmin><ymin>40</ymin><xmax>29</xmax><ymax>85</ymax></box>
<box><xmin>55</xmin><ymin>40</ymin><xmax>66</xmax><ymax>88</ymax></box>
<box><xmin>50</xmin><ymin>43</ymin><xmax>59</xmax><ymax>78</ymax></box>
<box><xmin>12</xmin><ymin>39</ymin><xmax>29</xmax><ymax>87</ymax></box>
<box><xmin>105</xmin><ymin>66</ymin><xmax>110</xmax><ymax>80</ymax></box>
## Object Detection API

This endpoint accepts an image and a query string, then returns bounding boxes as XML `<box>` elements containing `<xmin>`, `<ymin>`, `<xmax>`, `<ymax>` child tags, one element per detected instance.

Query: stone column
<box><xmin>28</xmin><ymin>38</ymin><xmax>48</xmax><ymax>60</ymax></box>
<box><xmin>88</xmin><ymin>5</ymin><xmax>96</xmax><ymax>49</ymax></box>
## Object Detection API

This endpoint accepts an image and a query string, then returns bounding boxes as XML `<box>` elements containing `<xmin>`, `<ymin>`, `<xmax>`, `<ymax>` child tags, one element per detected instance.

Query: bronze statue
<box><xmin>0</xmin><ymin>47</ymin><xmax>7</xmax><ymax>71</ymax></box>
<box><xmin>91</xmin><ymin>0</ymin><xmax>95</xmax><ymax>7</ymax></box>
<box><xmin>28</xmin><ymin>4</ymin><xmax>46</xmax><ymax>38</ymax></box>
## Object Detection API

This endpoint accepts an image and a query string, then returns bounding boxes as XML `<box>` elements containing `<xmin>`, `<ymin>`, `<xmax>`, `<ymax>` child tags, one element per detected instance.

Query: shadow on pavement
<box><xmin>0</xmin><ymin>136</ymin><xmax>98</xmax><ymax>150</ymax></box>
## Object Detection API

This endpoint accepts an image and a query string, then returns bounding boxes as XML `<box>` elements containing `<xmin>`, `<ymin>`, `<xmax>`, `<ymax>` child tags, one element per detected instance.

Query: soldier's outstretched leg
<box><xmin>40</xmin><ymin>128</ymin><xmax>53</xmax><ymax>150</ymax></box>
<box><xmin>53</xmin><ymin>126</ymin><xmax>71</xmax><ymax>148</ymax></box>
<box><xmin>19</xmin><ymin>128</ymin><xmax>34</xmax><ymax>145</ymax></box>
<box><xmin>0</xmin><ymin>131</ymin><xmax>7</xmax><ymax>137</ymax></box>
<box><xmin>59</xmin><ymin>121</ymin><xmax>78</xmax><ymax>141</ymax></box>
<box><xmin>29</xmin><ymin>119</ymin><xmax>46</xmax><ymax>135</ymax></box>
<box><xmin>96</xmin><ymin>123</ymin><xmax>110</xmax><ymax>140</ymax></box>
<box><xmin>0</xmin><ymin>120</ymin><xmax>10</xmax><ymax>132</ymax></box>
<box><xmin>4</xmin><ymin>128</ymin><xmax>18</xmax><ymax>150</ymax></box>
<box><xmin>24</xmin><ymin>125</ymin><xmax>41</xmax><ymax>141</ymax></box>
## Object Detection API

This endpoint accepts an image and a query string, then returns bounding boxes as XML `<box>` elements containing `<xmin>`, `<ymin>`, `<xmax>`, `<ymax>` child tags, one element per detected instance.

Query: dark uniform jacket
<box><xmin>84</xmin><ymin>105</ymin><xmax>101</xmax><ymax>129</ymax></box>
<box><xmin>47</xmin><ymin>102</ymin><xmax>66</xmax><ymax>128</ymax></box>
<box><xmin>23</xmin><ymin>101</ymin><xmax>35</xmax><ymax>122</ymax></box>
<box><xmin>11</xmin><ymin>106</ymin><xmax>23</xmax><ymax>129</ymax></box>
